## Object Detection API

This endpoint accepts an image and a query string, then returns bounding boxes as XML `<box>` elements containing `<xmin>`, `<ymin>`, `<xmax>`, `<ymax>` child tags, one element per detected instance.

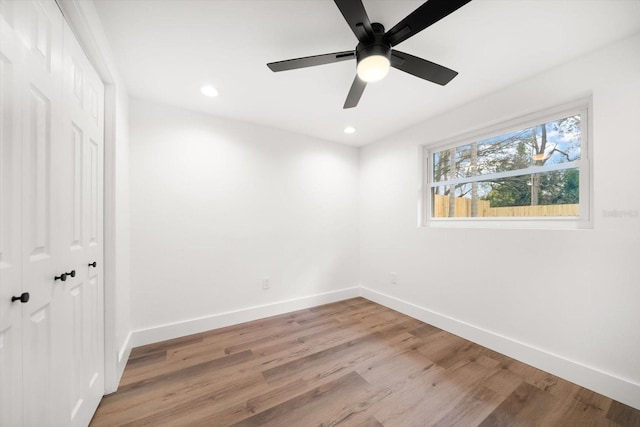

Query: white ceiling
<box><xmin>94</xmin><ymin>0</ymin><xmax>640</xmax><ymax>146</ymax></box>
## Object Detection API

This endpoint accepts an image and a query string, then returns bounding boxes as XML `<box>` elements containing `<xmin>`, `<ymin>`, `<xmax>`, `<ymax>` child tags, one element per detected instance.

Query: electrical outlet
<box><xmin>262</xmin><ymin>278</ymin><xmax>270</xmax><ymax>290</ymax></box>
<box><xmin>391</xmin><ymin>272</ymin><xmax>397</xmax><ymax>284</ymax></box>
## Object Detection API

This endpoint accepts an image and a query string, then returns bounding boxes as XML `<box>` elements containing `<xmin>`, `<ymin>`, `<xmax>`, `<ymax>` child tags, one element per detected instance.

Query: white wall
<box><xmin>129</xmin><ymin>99</ymin><xmax>360</xmax><ymax>342</ymax></box>
<box><xmin>111</xmin><ymin>81</ymin><xmax>131</xmax><ymax>378</ymax></box>
<box><xmin>359</xmin><ymin>33</ymin><xmax>640</xmax><ymax>409</ymax></box>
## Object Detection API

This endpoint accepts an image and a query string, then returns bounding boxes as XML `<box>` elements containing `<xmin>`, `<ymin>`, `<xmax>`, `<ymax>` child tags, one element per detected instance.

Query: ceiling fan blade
<box><xmin>343</xmin><ymin>75</ymin><xmax>366</xmax><ymax>109</ymax></box>
<box><xmin>334</xmin><ymin>0</ymin><xmax>374</xmax><ymax>42</ymax></box>
<box><xmin>267</xmin><ymin>51</ymin><xmax>355</xmax><ymax>72</ymax></box>
<box><xmin>391</xmin><ymin>50</ymin><xmax>458</xmax><ymax>85</ymax></box>
<box><xmin>386</xmin><ymin>0</ymin><xmax>472</xmax><ymax>46</ymax></box>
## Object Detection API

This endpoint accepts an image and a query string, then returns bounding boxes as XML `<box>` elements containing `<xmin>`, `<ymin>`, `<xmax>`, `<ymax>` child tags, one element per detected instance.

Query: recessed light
<box><xmin>344</xmin><ymin>126</ymin><xmax>356</xmax><ymax>134</ymax></box>
<box><xmin>200</xmin><ymin>85</ymin><xmax>218</xmax><ymax>97</ymax></box>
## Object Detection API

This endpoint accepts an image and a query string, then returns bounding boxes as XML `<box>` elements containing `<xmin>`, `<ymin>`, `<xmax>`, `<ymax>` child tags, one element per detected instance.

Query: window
<box><xmin>424</xmin><ymin>102</ymin><xmax>590</xmax><ymax>228</ymax></box>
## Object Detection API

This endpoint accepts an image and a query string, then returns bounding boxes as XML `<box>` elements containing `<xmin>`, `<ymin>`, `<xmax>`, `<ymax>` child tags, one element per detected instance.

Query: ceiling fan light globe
<box><xmin>357</xmin><ymin>55</ymin><xmax>390</xmax><ymax>83</ymax></box>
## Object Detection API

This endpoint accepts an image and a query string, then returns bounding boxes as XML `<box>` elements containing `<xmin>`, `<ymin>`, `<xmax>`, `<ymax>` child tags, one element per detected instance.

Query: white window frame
<box><xmin>420</xmin><ymin>99</ymin><xmax>592</xmax><ymax>229</ymax></box>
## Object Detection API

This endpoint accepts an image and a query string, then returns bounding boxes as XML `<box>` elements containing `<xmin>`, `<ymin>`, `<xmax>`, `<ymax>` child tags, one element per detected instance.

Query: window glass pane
<box><xmin>432</xmin><ymin>114</ymin><xmax>581</xmax><ymax>183</ymax></box>
<box><xmin>431</xmin><ymin>168</ymin><xmax>580</xmax><ymax>218</ymax></box>
<box><xmin>433</xmin><ymin>144</ymin><xmax>473</xmax><ymax>181</ymax></box>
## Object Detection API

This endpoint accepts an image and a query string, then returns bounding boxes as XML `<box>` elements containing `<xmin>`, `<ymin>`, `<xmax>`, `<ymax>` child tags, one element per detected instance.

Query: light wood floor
<box><xmin>90</xmin><ymin>298</ymin><xmax>640</xmax><ymax>426</ymax></box>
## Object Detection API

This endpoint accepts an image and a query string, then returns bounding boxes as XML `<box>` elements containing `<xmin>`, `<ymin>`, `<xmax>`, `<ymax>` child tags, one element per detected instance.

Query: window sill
<box><xmin>424</xmin><ymin>216</ymin><xmax>592</xmax><ymax>230</ymax></box>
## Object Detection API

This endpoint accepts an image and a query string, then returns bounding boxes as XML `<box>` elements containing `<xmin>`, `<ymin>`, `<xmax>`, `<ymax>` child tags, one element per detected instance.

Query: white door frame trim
<box><xmin>55</xmin><ymin>0</ymin><xmax>128</xmax><ymax>393</ymax></box>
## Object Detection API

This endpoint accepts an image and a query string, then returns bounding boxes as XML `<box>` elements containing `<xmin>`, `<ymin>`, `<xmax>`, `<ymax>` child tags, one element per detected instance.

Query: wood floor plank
<box><xmin>483</xmin><ymin>366</ymin><xmax>525</xmax><ymax>398</ymax></box>
<box><xmin>417</xmin><ymin>332</ymin><xmax>484</xmax><ymax>369</ymax></box>
<box><xmin>117</xmin><ymin>373</ymin><xmax>268</xmax><ymax>427</ymax></box>
<box><xmin>91</xmin><ymin>351</ymin><xmax>258</xmax><ymax>425</ymax></box>
<box><xmin>355</xmin><ymin>417</ymin><xmax>385</xmax><ymax>427</ymax></box>
<box><xmin>223</xmin><ymin>317</ymin><xmax>341</xmax><ymax>355</ymax></box>
<box><xmin>129</xmin><ymin>334</ymin><xmax>203</xmax><ymax>358</ymax></box>
<box><xmin>90</xmin><ymin>297</ymin><xmax>640</xmax><ymax>427</ymax></box>
<box><xmin>431</xmin><ymin>385</ymin><xmax>502</xmax><ymax>427</ymax></box>
<box><xmin>120</xmin><ymin>312</ymin><xmax>347</xmax><ymax>386</ymax></box>
<box><xmin>478</xmin><ymin>381</ymin><xmax>560</xmax><ymax>427</ymax></box>
<box><xmin>371</xmin><ymin>358</ymin><xmax>498</xmax><ymax>426</ymax></box>
<box><xmin>261</xmin><ymin>327</ymin><xmax>405</xmax><ymax>383</ymax></box>
<box><xmin>125</xmin><ymin>350</ymin><xmax>167</xmax><ymax>369</ymax></box>
<box><xmin>120</xmin><ymin>349</ymin><xmax>254</xmax><ymax>396</ymax></box>
<box><xmin>607</xmin><ymin>400</ymin><xmax>640</xmax><ymax>427</ymax></box>
<box><xmin>229</xmin><ymin>371</ymin><xmax>369</xmax><ymax>427</ymax></box>
<box><xmin>408</xmin><ymin>323</ymin><xmax>442</xmax><ymax>339</ymax></box>
<box><xmin>364</xmin><ymin>362</ymin><xmax>446</xmax><ymax>425</ymax></box>
<box><xmin>545</xmin><ymin>396</ymin><xmax>618</xmax><ymax>427</ymax></box>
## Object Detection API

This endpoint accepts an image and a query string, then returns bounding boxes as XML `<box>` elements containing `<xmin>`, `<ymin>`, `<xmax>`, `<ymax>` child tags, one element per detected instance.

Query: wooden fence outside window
<box><xmin>432</xmin><ymin>194</ymin><xmax>579</xmax><ymax>218</ymax></box>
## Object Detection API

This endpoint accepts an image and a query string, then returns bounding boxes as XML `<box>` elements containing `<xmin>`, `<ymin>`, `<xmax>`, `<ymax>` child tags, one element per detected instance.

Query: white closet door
<box><xmin>13</xmin><ymin>0</ymin><xmax>67</xmax><ymax>425</ymax></box>
<box><xmin>61</xmin><ymin>20</ymin><xmax>105</xmax><ymax>427</ymax></box>
<box><xmin>0</xmin><ymin>2</ymin><xmax>25</xmax><ymax>425</ymax></box>
<box><xmin>0</xmin><ymin>1</ymin><xmax>105</xmax><ymax>425</ymax></box>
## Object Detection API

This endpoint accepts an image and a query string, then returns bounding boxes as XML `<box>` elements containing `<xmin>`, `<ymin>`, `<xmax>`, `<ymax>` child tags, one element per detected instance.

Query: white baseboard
<box><xmin>359</xmin><ymin>286</ymin><xmax>640</xmax><ymax>411</ymax></box>
<box><xmin>105</xmin><ymin>331</ymin><xmax>132</xmax><ymax>394</ymax></box>
<box><xmin>131</xmin><ymin>287</ymin><xmax>360</xmax><ymax>348</ymax></box>
<box><xmin>116</xmin><ymin>331</ymin><xmax>132</xmax><ymax>378</ymax></box>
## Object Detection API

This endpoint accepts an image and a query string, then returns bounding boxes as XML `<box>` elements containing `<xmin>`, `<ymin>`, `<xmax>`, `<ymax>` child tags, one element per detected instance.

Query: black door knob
<box><xmin>55</xmin><ymin>273</ymin><xmax>67</xmax><ymax>282</ymax></box>
<box><xmin>88</xmin><ymin>262</ymin><xmax>97</xmax><ymax>268</ymax></box>
<box><xmin>66</xmin><ymin>270</ymin><xmax>76</xmax><ymax>278</ymax></box>
<box><xmin>11</xmin><ymin>292</ymin><xmax>30</xmax><ymax>303</ymax></box>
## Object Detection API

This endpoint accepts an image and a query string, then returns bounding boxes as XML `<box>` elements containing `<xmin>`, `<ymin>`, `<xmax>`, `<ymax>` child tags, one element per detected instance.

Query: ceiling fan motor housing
<box><xmin>356</xmin><ymin>23</ymin><xmax>391</xmax><ymax>65</ymax></box>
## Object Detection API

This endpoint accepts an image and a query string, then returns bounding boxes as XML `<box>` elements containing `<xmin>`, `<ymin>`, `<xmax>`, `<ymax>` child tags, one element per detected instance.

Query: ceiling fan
<box><xmin>267</xmin><ymin>0</ymin><xmax>472</xmax><ymax>109</ymax></box>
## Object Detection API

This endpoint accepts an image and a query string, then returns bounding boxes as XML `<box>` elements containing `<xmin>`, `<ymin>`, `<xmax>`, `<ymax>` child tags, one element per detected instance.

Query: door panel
<box><xmin>0</xmin><ymin>7</ymin><xmax>25</xmax><ymax>427</ymax></box>
<box><xmin>62</xmin><ymin>19</ymin><xmax>105</xmax><ymax>427</ymax></box>
<box><xmin>71</xmin><ymin>123</ymin><xmax>83</xmax><ymax>250</ymax></box>
<box><xmin>0</xmin><ymin>0</ymin><xmax>14</xmax><ymax>27</ymax></box>
<box><xmin>69</xmin><ymin>281</ymin><xmax>83</xmax><ymax>420</ymax></box>
<box><xmin>88</xmin><ymin>138</ymin><xmax>98</xmax><ymax>246</ymax></box>
<box><xmin>23</xmin><ymin>304</ymin><xmax>52</xmax><ymax>427</ymax></box>
<box><xmin>25</xmin><ymin>86</ymin><xmax>52</xmax><ymax>260</ymax></box>
<box><xmin>0</xmin><ymin>326</ymin><xmax>19</xmax><ymax>426</ymax></box>
<box><xmin>20</xmin><ymin>0</ymin><xmax>65</xmax><ymax>423</ymax></box>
